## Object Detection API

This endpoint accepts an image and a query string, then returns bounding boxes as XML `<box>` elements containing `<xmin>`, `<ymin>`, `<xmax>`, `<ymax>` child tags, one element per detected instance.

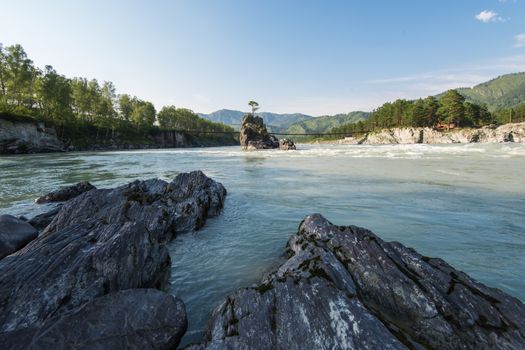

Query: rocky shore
<box><xmin>1</xmin><ymin>176</ymin><xmax>524</xmax><ymax>349</ymax></box>
<box><xmin>0</xmin><ymin>118</ymin><xmax>236</xmax><ymax>155</ymax></box>
<box><xmin>340</xmin><ymin>122</ymin><xmax>525</xmax><ymax>145</ymax></box>
<box><xmin>191</xmin><ymin>214</ymin><xmax>525</xmax><ymax>350</ymax></box>
<box><xmin>0</xmin><ymin>172</ymin><xmax>226</xmax><ymax>349</ymax></box>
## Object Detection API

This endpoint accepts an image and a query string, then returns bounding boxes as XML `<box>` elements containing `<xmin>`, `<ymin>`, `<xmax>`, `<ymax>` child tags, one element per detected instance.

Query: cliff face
<box><xmin>341</xmin><ymin>122</ymin><xmax>525</xmax><ymax>145</ymax></box>
<box><xmin>0</xmin><ymin>119</ymin><xmax>65</xmax><ymax>154</ymax></box>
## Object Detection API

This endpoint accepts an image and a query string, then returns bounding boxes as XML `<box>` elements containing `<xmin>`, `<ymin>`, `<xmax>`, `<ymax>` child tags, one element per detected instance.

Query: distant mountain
<box><xmin>198</xmin><ymin>109</ymin><xmax>313</xmax><ymax>131</ymax></box>
<box><xmin>284</xmin><ymin>111</ymin><xmax>369</xmax><ymax>134</ymax></box>
<box><xmin>455</xmin><ymin>72</ymin><xmax>525</xmax><ymax>111</ymax></box>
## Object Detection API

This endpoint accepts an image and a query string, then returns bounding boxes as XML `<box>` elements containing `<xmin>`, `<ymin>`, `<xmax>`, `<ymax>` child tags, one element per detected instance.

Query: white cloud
<box><xmin>514</xmin><ymin>34</ymin><xmax>525</xmax><ymax>48</ymax></box>
<box><xmin>475</xmin><ymin>10</ymin><xmax>507</xmax><ymax>23</ymax></box>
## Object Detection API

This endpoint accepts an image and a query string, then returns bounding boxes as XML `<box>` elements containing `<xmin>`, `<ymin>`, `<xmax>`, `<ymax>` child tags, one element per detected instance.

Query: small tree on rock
<box><xmin>248</xmin><ymin>100</ymin><xmax>259</xmax><ymax>115</ymax></box>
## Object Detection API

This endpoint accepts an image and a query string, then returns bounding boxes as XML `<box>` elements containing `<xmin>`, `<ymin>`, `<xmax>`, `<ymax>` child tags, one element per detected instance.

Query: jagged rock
<box><xmin>194</xmin><ymin>214</ymin><xmax>525</xmax><ymax>350</ymax></box>
<box><xmin>0</xmin><ymin>289</ymin><xmax>187</xmax><ymax>350</ymax></box>
<box><xmin>0</xmin><ymin>215</ymin><xmax>38</xmax><ymax>260</ymax></box>
<box><xmin>44</xmin><ymin>171</ymin><xmax>226</xmax><ymax>242</ymax></box>
<box><xmin>35</xmin><ymin>181</ymin><xmax>96</xmax><ymax>204</ymax></box>
<box><xmin>0</xmin><ymin>220</ymin><xmax>171</xmax><ymax>332</ymax></box>
<box><xmin>279</xmin><ymin>138</ymin><xmax>296</xmax><ymax>150</ymax></box>
<box><xmin>356</xmin><ymin>122</ymin><xmax>525</xmax><ymax>145</ymax></box>
<box><xmin>27</xmin><ymin>206</ymin><xmax>61</xmax><ymax>231</ymax></box>
<box><xmin>0</xmin><ymin>171</ymin><xmax>226</xmax><ymax>336</ymax></box>
<box><xmin>239</xmin><ymin>114</ymin><xmax>279</xmax><ymax>150</ymax></box>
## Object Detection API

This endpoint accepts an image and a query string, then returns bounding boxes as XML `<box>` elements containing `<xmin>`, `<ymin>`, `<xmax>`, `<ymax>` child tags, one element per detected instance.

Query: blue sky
<box><xmin>1</xmin><ymin>0</ymin><xmax>525</xmax><ymax>115</ymax></box>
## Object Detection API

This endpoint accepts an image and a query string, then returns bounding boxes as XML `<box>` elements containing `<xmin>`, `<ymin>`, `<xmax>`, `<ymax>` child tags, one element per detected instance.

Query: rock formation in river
<box><xmin>35</xmin><ymin>181</ymin><xmax>96</xmax><ymax>204</ymax></box>
<box><xmin>341</xmin><ymin>122</ymin><xmax>525</xmax><ymax>145</ymax></box>
<box><xmin>239</xmin><ymin>114</ymin><xmax>280</xmax><ymax>150</ymax></box>
<box><xmin>0</xmin><ymin>171</ymin><xmax>226</xmax><ymax>349</ymax></box>
<box><xmin>191</xmin><ymin>214</ymin><xmax>525</xmax><ymax>350</ymax></box>
<box><xmin>279</xmin><ymin>138</ymin><xmax>296</xmax><ymax>150</ymax></box>
<box><xmin>0</xmin><ymin>289</ymin><xmax>187</xmax><ymax>350</ymax></box>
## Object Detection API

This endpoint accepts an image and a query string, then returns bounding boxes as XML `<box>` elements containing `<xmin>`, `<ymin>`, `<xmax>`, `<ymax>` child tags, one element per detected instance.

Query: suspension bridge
<box><xmin>167</xmin><ymin>130</ymin><xmax>357</xmax><ymax>138</ymax></box>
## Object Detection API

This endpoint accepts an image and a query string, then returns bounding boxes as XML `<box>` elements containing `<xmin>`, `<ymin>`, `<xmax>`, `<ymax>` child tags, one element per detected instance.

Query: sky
<box><xmin>1</xmin><ymin>0</ymin><xmax>525</xmax><ymax>116</ymax></box>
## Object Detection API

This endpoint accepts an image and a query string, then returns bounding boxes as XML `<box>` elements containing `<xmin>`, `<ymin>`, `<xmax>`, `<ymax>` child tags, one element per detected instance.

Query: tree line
<box><xmin>0</xmin><ymin>43</ymin><xmax>234</xmax><ymax>141</ymax></box>
<box><xmin>330</xmin><ymin>90</ymin><xmax>525</xmax><ymax>136</ymax></box>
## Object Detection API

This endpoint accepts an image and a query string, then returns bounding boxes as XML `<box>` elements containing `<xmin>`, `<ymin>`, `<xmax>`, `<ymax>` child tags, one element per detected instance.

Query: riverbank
<box><xmin>0</xmin><ymin>114</ymin><xmax>237</xmax><ymax>155</ymax></box>
<box><xmin>336</xmin><ymin>122</ymin><xmax>525</xmax><ymax>145</ymax></box>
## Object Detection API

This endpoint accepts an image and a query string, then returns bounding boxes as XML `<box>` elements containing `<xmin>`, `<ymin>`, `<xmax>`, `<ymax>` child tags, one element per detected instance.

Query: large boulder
<box><xmin>0</xmin><ymin>171</ymin><xmax>226</xmax><ymax>337</ymax></box>
<box><xmin>0</xmin><ymin>289</ymin><xmax>187</xmax><ymax>350</ymax></box>
<box><xmin>0</xmin><ymin>220</ymin><xmax>171</xmax><ymax>332</ymax></box>
<box><xmin>193</xmin><ymin>214</ymin><xmax>525</xmax><ymax>350</ymax></box>
<box><xmin>44</xmin><ymin>171</ymin><xmax>227</xmax><ymax>242</ymax></box>
<box><xmin>239</xmin><ymin>114</ymin><xmax>279</xmax><ymax>150</ymax></box>
<box><xmin>279</xmin><ymin>138</ymin><xmax>296</xmax><ymax>150</ymax></box>
<box><xmin>35</xmin><ymin>181</ymin><xmax>96</xmax><ymax>204</ymax></box>
<box><xmin>0</xmin><ymin>215</ymin><xmax>38</xmax><ymax>260</ymax></box>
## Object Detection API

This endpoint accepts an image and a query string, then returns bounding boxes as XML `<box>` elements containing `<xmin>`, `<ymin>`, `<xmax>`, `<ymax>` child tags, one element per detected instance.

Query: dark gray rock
<box><xmin>239</xmin><ymin>114</ymin><xmax>279</xmax><ymax>150</ymax></box>
<box><xmin>35</xmin><ymin>181</ymin><xmax>96</xmax><ymax>204</ymax></box>
<box><xmin>195</xmin><ymin>214</ymin><xmax>525</xmax><ymax>350</ymax></box>
<box><xmin>278</xmin><ymin>138</ymin><xmax>296</xmax><ymax>150</ymax></box>
<box><xmin>44</xmin><ymin>171</ymin><xmax>227</xmax><ymax>243</ymax></box>
<box><xmin>0</xmin><ymin>220</ymin><xmax>171</xmax><ymax>332</ymax></box>
<box><xmin>0</xmin><ymin>289</ymin><xmax>187</xmax><ymax>350</ymax></box>
<box><xmin>0</xmin><ymin>171</ymin><xmax>226</xmax><ymax>335</ymax></box>
<box><xmin>0</xmin><ymin>215</ymin><xmax>38</xmax><ymax>260</ymax></box>
<box><xmin>28</xmin><ymin>206</ymin><xmax>61</xmax><ymax>231</ymax></box>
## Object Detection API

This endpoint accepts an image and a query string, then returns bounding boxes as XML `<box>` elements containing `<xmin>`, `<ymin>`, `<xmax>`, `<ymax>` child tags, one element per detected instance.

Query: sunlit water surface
<box><xmin>1</xmin><ymin>143</ymin><xmax>524</xmax><ymax>346</ymax></box>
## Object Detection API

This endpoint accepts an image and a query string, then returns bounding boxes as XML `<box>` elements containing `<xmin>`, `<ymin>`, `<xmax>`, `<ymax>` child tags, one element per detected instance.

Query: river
<box><xmin>1</xmin><ymin>143</ymin><xmax>524</xmax><ymax>346</ymax></box>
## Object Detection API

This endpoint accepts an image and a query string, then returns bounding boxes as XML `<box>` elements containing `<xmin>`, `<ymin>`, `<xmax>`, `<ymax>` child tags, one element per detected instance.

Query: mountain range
<box><xmin>198</xmin><ymin>110</ymin><xmax>369</xmax><ymax>134</ymax></box>
<box><xmin>199</xmin><ymin>71</ymin><xmax>525</xmax><ymax>134</ymax></box>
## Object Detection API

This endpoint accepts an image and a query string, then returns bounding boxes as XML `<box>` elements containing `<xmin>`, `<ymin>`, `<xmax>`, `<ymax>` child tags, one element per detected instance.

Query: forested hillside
<box><xmin>284</xmin><ymin>111</ymin><xmax>368</xmax><ymax>134</ymax></box>
<box><xmin>0</xmin><ymin>43</ymin><xmax>236</xmax><ymax>146</ymax></box>
<box><xmin>456</xmin><ymin>72</ymin><xmax>525</xmax><ymax>111</ymax></box>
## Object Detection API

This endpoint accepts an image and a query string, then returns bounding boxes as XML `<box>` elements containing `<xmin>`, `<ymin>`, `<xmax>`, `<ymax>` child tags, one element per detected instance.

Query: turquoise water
<box><xmin>1</xmin><ymin>143</ymin><xmax>524</xmax><ymax>346</ymax></box>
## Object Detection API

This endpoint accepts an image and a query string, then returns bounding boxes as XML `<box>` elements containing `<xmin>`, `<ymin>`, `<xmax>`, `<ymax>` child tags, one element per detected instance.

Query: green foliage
<box><xmin>0</xmin><ymin>42</ymin><xmax>236</xmax><ymax>145</ymax></box>
<box><xmin>329</xmin><ymin>91</ymin><xmax>497</xmax><ymax>137</ymax></box>
<box><xmin>455</xmin><ymin>72</ymin><xmax>525</xmax><ymax>111</ymax></box>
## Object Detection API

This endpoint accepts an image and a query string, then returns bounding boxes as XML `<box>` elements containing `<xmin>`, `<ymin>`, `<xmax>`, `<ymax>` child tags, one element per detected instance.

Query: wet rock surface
<box><xmin>0</xmin><ymin>289</ymin><xmax>187</xmax><ymax>350</ymax></box>
<box><xmin>193</xmin><ymin>214</ymin><xmax>525</xmax><ymax>350</ymax></box>
<box><xmin>279</xmin><ymin>138</ymin><xmax>296</xmax><ymax>150</ymax></box>
<box><xmin>0</xmin><ymin>171</ymin><xmax>226</xmax><ymax>349</ymax></box>
<box><xmin>44</xmin><ymin>171</ymin><xmax>227</xmax><ymax>241</ymax></box>
<box><xmin>239</xmin><ymin>114</ymin><xmax>279</xmax><ymax>150</ymax></box>
<box><xmin>0</xmin><ymin>215</ymin><xmax>38</xmax><ymax>260</ymax></box>
<box><xmin>34</xmin><ymin>181</ymin><xmax>95</xmax><ymax>204</ymax></box>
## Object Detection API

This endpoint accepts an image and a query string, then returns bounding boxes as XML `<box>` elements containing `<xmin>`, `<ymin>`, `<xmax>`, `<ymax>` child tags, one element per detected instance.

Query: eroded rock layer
<box><xmin>192</xmin><ymin>214</ymin><xmax>525</xmax><ymax>350</ymax></box>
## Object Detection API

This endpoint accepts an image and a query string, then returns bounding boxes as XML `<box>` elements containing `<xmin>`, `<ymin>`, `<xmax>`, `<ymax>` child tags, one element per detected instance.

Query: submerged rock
<box><xmin>35</xmin><ymin>181</ymin><xmax>96</xmax><ymax>204</ymax></box>
<box><xmin>0</xmin><ymin>289</ymin><xmax>187</xmax><ymax>350</ymax></box>
<box><xmin>0</xmin><ymin>215</ymin><xmax>38</xmax><ymax>260</ymax></box>
<box><xmin>239</xmin><ymin>114</ymin><xmax>279</xmax><ymax>150</ymax></box>
<box><xmin>194</xmin><ymin>214</ymin><xmax>525</xmax><ymax>350</ymax></box>
<box><xmin>279</xmin><ymin>138</ymin><xmax>296</xmax><ymax>150</ymax></box>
